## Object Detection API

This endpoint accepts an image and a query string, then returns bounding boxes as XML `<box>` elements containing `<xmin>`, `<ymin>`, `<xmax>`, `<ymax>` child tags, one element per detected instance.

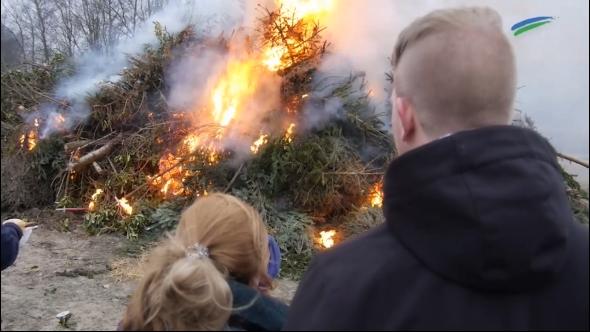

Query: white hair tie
<box><xmin>186</xmin><ymin>243</ymin><xmax>209</xmax><ymax>259</ymax></box>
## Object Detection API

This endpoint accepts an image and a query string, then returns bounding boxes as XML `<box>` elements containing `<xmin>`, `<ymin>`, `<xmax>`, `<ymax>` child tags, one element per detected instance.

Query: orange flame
<box><xmin>196</xmin><ymin>189</ymin><xmax>210</xmax><ymax>198</ymax></box>
<box><xmin>369</xmin><ymin>182</ymin><xmax>383</xmax><ymax>208</ymax></box>
<box><xmin>250</xmin><ymin>133</ymin><xmax>269</xmax><ymax>154</ymax></box>
<box><xmin>285</xmin><ymin>123</ymin><xmax>296</xmax><ymax>143</ymax></box>
<box><xmin>262</xmin><ymin>0</ymin><xmax>333</xmax><ymax>72</ymax></box>
<box><xmin>262</xmin><ymin>45</ymin><xmax>288</xmax><ymax>72</ymax></box>
<box><xmin>88</xmin><ymin>188</ymin><xmax>103</xmax><ymax>211</ymax></box>
<box><xmin>319</xmin><ymin>229</ymin><xmax>336</xmax><ymax>248</ymax></box>
<box><xmin>149</xmin><ymin>0</ymin><xmax>332</xmax><ymax>198</ymax></box>
<box><xmin>116</xmin><ymin>197</ymin><xmax>133</xmax><ymax>215</ymax></box>
<box><xmin>281</xmin><ymin>0</ymin><xmax>334</xmax><ymax>21</ymax></box>
<box><xmin>182</xmin><ymin>133</ymin><xmax>201</xmax><ymax>154</ymax></box>
<box><xmin>149</xmin><ymin>152</ymin><xmax>191</xmax><ymax>197</ymax></box>
<box><xmin>212</xmin><ymin>59</ymin><xmax>258</xmax><ymax>129</ymax></box>
<box><xmin>27</xmin><ymin>130</ymin><xmax>37</xmax><ymax>151</ymax></box>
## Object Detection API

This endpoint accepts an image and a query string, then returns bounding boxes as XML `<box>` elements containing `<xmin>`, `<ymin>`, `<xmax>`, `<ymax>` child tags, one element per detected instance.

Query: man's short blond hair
<box><xmin>392</xmin><ymin>7</ymin><xmax>516</xmax><ymax>137</ymax></box>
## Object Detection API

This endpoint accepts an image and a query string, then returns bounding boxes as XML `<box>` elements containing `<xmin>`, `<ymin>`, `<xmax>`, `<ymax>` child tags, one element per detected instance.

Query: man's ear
<box><xmin>395</xmin><ymin>96</ymin><xmax>415</xmax><ymax>141</ymax></box>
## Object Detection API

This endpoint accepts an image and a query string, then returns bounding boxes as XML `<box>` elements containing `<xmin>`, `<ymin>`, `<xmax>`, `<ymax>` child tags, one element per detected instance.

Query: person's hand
<box><xmin>3</xmin><ymin>219</ymin><xmax>27</xmax><ymax>233</ymax></box>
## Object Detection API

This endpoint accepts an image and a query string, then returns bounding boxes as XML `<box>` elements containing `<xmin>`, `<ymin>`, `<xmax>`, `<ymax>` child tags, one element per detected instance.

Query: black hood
<box><xmin>383</xmin><ymin>125</ymin><xmax>573</xmax><ymax>292</ymax></box>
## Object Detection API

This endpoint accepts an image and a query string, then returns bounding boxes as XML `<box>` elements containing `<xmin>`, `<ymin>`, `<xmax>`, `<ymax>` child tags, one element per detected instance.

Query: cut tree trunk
<box><xmin>67</xmin><ymin>135</ymin><xmax>121</xmax><ymax>172</ymax></box>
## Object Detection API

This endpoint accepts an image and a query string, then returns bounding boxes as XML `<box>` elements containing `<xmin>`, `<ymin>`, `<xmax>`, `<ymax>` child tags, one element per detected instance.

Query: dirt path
<box><xmin>1</xmin><ymin>213</ymin><xmax>298</xmax><ymax>331</ymax></box>
<box><xmin>1</xmin><ymin>225</ymin><xmax>135</xmax><ymax>331</ymax></box>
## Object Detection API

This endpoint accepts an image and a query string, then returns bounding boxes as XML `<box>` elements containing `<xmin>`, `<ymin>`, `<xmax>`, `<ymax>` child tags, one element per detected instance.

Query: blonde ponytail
<box><xmin>122</xmin><ymin>193</ymin><xmax>271</xmax><ymax>330</ymax></box>
<box><xmin>121</xmin><ymin>236</ymin><xmax>232</xmax><ymax>331</ymax></box>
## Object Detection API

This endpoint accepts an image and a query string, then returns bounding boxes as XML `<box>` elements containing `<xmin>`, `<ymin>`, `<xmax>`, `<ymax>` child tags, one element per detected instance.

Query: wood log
<box><xmin>557</xmin><ymin>152</ymin><xmax>589</xmax><ymax>168</ymax></box>
<box><xmin>92</xmin><ymin>162</ymin><xmax>104</xmax><ymax>175</ymax></box>
<box><xmin>67</xmin><ymin>135</ymin><xmax>121</xmax><ymax>172</ymax></box>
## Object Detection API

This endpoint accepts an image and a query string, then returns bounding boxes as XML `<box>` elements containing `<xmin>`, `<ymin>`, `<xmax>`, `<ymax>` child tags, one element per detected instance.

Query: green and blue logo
<box><xmin>511</xmin><ymin>16</ymin><xmax>554</xmax><ymax>36</ymax></box>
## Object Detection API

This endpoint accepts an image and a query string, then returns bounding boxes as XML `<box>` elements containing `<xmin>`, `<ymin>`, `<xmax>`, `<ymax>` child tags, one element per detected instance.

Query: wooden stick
<box><xmin>108</xmin><ymin>158</ymin><xmax>118</xmax><ymax>174</ymax></box>
<box><xmin>557</xmin><ymin>152</ymin><xmax>589</xmax><ymax>168</ymax></box>
<box><xmin>78</xmin><ymin>132</ymin><xmax>116</xmax><ymax>150</ymax></box>
<box><xmin>64</xmin><ymin>140</ymin><xmax>90</xmax><ymax>153</ymax></box>
<box><xmin>92</xmin><ymin>162</ymin><xmax>104</xmax><ymax>175</ymax></box>
<box><xmin>55</xmin><ymin>208</ymin><xmax>88</xmax><ymax>213</ymax></box>
<box><xmin>224</xmin><ymin>163</ymin><xmax>245</xmax><ymax>193</ymax></box>
<box><xmin>67</xmin><ymin>135</ymin><xmax>121</xmax><ymax>172</ymax></box>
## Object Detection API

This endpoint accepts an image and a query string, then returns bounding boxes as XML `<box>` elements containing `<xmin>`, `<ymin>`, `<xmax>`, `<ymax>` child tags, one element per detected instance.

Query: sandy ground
<box><xmin>1</xmin><ymin>212</ymin><xmax>298</xmax><ymax>331</ymax></box>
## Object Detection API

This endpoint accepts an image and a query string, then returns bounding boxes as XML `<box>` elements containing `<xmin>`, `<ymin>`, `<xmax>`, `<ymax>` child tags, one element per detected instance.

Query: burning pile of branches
<box><xmin>1</xmin><ymin>3</ymin><xmax>391</xmax><ymax>277</ymax></box>
<box><xmin>3</xmin><ymin>2</ymin><xmax>587</xmax><ymax>279</ymax></box>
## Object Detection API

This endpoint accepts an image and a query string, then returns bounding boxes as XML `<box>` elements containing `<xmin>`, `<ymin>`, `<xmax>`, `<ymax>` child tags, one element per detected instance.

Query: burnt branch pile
<box><xmin>1</xmin><ymin>11</ymin><xmax>392</xmax><ymax>278</ymax></box>
<box><xmin>1</xmin><ymin>8</ymin><xmax>586</xmax><ymax>278</ymax></box>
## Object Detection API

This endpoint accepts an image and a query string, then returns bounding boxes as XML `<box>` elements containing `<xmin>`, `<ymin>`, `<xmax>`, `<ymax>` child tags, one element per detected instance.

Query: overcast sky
<box><xmin>491</xmin><ymin>0</ymin><xmax>589</xmax><ymax>159</ymax></box>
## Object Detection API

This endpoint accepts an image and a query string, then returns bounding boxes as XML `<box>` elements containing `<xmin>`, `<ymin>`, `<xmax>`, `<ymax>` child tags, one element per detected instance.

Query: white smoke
<box><xmin>164</xmin><ymin>29</ymin><xmax>282</xmax><ymax>158</ymax></box>
<box><xmin>166</xmin><ymin>48</ymin><xmax>228</xmax><ymax>111</ymax></box>
<box><xmin>34</xmin><ymin>0</ymin><xmax>587</xmax><ymax>164</ymax></box>
<box><xmin>38</xmin><ymin>0</ymin><xmax>246</xmax><ymax>138</ymax></box>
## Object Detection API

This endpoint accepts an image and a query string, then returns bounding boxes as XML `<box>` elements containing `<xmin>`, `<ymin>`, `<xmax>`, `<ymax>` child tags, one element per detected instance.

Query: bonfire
<box><xmin>3</xmin><ymin>1</ymin><xmax>585</xmax><ymax>279</ymax></box>
<box><xmin>1</xmin><ymin>0</ymin><xmax>392</xmax><ymax>277</ymax></box>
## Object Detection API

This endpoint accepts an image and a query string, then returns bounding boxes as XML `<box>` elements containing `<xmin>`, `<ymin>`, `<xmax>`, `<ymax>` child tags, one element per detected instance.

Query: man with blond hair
<box><xmin>285</xmin><ymin>7</ymin><xmax>588</xmax><ymax>330</ymax></box>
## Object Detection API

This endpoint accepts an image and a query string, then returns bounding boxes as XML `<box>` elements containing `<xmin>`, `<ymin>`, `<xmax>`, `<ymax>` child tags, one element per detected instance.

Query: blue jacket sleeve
<box><xmin>1</xmin><ymin>223</ymin><xmax>23</xmax><ymax>270</ymax></box>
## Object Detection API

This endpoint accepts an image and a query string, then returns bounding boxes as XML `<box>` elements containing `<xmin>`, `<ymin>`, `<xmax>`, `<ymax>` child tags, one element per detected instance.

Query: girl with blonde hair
<box><xmin>120</xmin><ymin>193</ymin><xmax>287</xmax><ymax>331</ymax></box>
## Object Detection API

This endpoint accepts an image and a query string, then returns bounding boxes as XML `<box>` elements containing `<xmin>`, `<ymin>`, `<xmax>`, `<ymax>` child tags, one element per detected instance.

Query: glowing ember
<box><xmin>319</xmin><ymin>230</ymin><xmax>336</xmax><ymax>248</ymax></box>
<box><xmin>208</xmin><ymin>149</ymin><xmax>219</xmax><ymax>165</ymax></box>
<box><xmin>196</xmin><ymin>189</ymin><xmax>210</xmax><ymax>197</ymax></box>
<box><xmin>250</xmin><ymin>133</ymin><xmax>269</xmax><ymax>154</ymax></box>
<box><xmin>27</xmin><ymin>130</ymin><xmax>37</xmax><ymax>151</ymax></box>
<box><xmin>285</xmin><ymin>123</ymin><xmax>296</xmax><ymax>143</ymax></box>
<box><xmin>34</xmin><ymin>118</ymin><xmax>40</xmax><ymax>127</ymax></box>
<box><xmin>369</xmin><ymin>182</ymin><xmax>383</xmax><ymax>208</ymax></box>
<box><xmin>88</xmin><ymin>188</ymin><xmax>103</xmax><ymax>211</ymax></box>
<box><xmin>150</xmin><ymin>136</ymin><xmax>218</xmax><ymax>197</ymax></box>
<box><xmin>19</xmin><ymin>134</ymin><xmax>26</xmax><ymax>146</ymax></box>
<box><xmin>116</xmin><ymin>197</ymin><xmax>133</xmax><ymax>215</ymax></box>
<box><xmin>182</xmin><ymin>133</ymin><xmax>201</xmax><ymax>154</ymax></box>
<box><xmin>149</xmin><ymin>152</ymin><xmax>190</xmax><ymax>197</ymax></box>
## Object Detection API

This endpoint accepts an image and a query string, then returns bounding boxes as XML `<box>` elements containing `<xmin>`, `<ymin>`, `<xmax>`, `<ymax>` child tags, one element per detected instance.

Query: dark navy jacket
<box><xmin>286</xmin><ymin>126</ymin><xmax>589</xmax><ymax>330</ymax></box>
<box><xmin>1</xmin><ymin>223</ymin><xmax>22</xmax><ymax>270</ymax></box>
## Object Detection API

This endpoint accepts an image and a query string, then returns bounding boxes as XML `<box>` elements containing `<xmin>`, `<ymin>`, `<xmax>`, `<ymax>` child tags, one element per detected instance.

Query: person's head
<box><xmin>390</xmin><ymin>7</ymin><xmax>516</xmax><ymax>155</ymax></box>
<box><xmin>176</xmin><ymin>193</ymin><xmax>271</xmax><ymax>288</ymax></box>
<box><xmin>121</xmin><ymin>193</ymin><xmax>270</xmax><ymax>330</ymax></box>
